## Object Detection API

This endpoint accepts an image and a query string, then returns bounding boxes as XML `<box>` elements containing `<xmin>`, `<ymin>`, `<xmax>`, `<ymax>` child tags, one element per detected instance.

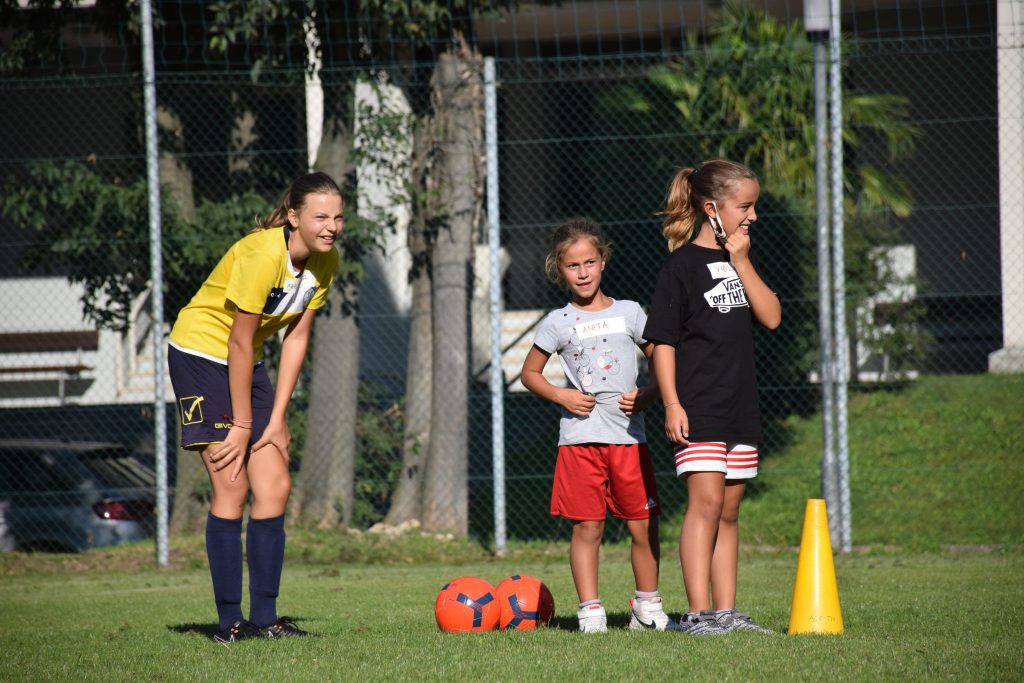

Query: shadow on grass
<box><xmin>168</xmin><ymin>615</ymin><xmax>316</xmax><ymax>639</ymax></box>
<box><xmin>168</xmin><ymin>622</ymin><xmax>218</xmax><ymax>638</ymax></box>
<box><xmin>548</xmin><ymin>610</ymin><xmax>636</xmax><ymax>631</ymax></box>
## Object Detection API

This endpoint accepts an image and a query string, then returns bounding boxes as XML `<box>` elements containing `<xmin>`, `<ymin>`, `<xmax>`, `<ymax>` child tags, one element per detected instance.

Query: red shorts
<box><xmin>550</xmin><ymin>443</ymin><xmax>660</xmax><ymax>521</ymax></box>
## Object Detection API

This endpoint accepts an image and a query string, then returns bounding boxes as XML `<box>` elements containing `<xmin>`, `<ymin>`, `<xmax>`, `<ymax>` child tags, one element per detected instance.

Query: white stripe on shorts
<box><xmin>673</xmin><ymin>442</ymin><xmax>759</xmax><ymax>479</ymax></box>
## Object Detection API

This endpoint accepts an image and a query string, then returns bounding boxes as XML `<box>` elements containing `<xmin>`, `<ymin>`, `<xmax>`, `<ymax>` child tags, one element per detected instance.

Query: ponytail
<box><xmin>662</xmin><ymin>168</ymin><xmax>699</xmax><ymax>252</ymax></box>
<box><xmin>259</xmin><ymin>191</ymin><xmax>292</xmax><ymax>230</ymax></box>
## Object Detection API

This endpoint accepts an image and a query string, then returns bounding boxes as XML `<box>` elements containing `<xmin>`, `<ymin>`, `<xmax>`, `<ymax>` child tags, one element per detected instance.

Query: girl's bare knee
<box><xmin>273</xmin><ymin>477</ymin><xmax>292</xmax><ymax>506</ymax></box>
<box><xmin>573</xmin><ymin>520</ymin><xmax>604</xmax><ymax>543</ymax></box>
<box><xmin>252</xmin><ymin>475</ymin><xmax>291</xmax><ymax>511</ymax></box>
<box><xmin>720</xmin><ymin>506</ymin><xmax>740</xmax><ymax>526</ymax></box>
<box><xmin>627</xmin><ymin>518</ymin><xmax>655</xmax><ymax>544</ymax></box>
<box><xmin>210</xmin><ymin>484</ymin><xmax>247</xmax><ymax>517</ymax></box>
<box><xmin>690</xmin><ymin>495</ymin><xmax>724</xmax><ymax>523</ymax></box>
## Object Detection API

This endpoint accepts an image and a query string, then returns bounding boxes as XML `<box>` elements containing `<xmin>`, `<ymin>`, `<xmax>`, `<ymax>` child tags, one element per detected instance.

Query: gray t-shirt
<box><xmin>532</xmin><ymin>299</ymin><xmax>648</xmax><ymax>446</ymax></box>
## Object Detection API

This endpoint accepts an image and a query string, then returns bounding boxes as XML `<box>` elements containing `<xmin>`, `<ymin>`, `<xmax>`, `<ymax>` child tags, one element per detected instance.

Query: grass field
<box><xmin>2</xmin><ymin>551</ymin><xmax>1022</xmax><ymax>682</ymax></box>
<box><xmin>738</xmin><ymin>374</ymin><xmax>1024</xmax><ymax>548</ymax></box>
<box><xmin>2</xmin><ymin>374</ymin><xmax>1022</xmax><ymax>681</ymax></box>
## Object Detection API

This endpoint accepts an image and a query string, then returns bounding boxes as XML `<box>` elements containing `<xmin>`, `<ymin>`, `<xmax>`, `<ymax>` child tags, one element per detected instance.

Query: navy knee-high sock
<box><xmin>205</xmin><ymin>512</ymin><xmax>244</xmax><ymax>630</ymax></box>
<box><xmin>247</xmin><ymin>514</ymin><xmax>286</xmax><ymax>628</ymax></box>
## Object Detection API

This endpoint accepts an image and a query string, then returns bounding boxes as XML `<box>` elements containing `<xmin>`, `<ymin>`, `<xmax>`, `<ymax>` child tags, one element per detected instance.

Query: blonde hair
<box><xmin>662</xmin><ymin>159</ymin><xmax>756</xmax><ymax>251</ymax></box>
<box><xmin>258</xmin><ymin>171</ymin><xmax>342</xmax><ymax>230</ymax></box>
<box><xmin>544</xmin><ymin>217</ymin><xmax>612</xmax><ymax>287</ymax></box>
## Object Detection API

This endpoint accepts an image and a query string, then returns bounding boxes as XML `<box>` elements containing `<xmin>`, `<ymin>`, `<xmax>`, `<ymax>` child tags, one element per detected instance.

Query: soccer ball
<box><xmin>495</xmin><ymin>574</ymin><xmax>555</xmax><ymax>630</ymax></box>
<box><xmin>434</xmin><ymin>576</ymin><xmax>500</xmax><ymax>632</ymax></box>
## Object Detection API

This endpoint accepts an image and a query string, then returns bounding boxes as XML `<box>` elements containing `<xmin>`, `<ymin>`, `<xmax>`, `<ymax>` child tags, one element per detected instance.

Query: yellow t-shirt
<box><xmin>169</xmin><ymin>227</ymin><xmax>339</xmax><ymax>363</ymax></box>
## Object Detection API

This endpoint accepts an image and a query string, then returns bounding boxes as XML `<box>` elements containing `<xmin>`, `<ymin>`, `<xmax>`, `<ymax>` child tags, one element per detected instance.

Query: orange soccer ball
<box><xmin>434</xmin><ymin>576</ymin><xmax>500</xmax><ymax>632</ymax></box>
<box><xmin>495</xmin><ymin>574</ymin><xmax>555</xmax><ymax>630</ymax></box>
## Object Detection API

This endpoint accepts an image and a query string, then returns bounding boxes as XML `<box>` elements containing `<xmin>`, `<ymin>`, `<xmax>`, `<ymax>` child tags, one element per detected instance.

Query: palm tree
<box><xmin>607</xmin><ymin>3</ymin><xmax>924</xmax><ymax>385</ymax></box>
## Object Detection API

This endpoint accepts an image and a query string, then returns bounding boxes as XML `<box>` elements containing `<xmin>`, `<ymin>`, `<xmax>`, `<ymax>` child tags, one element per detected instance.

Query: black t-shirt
<box><xmin>643</xmin><ymin>243</ymin><xmax>765</xmax><ymax>444</ymax></box>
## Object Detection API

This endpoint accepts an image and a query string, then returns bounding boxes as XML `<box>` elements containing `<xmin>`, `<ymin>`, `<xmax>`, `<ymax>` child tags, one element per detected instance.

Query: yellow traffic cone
<box><xmin>787</xmin><ymin>499</ymin><xmax>844</xmax><ymax>634</ymax></box>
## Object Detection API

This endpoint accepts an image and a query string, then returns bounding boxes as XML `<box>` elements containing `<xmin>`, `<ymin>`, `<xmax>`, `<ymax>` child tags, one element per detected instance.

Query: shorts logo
<box><xmin>179</xmin><ymin>396</ymin><xmax>205</xmax><ymax>425</ymax></box>
<box><xmin>645</xmin><ymin>498</ymin><xmax>658</xmax><ymax>510</ymax></box>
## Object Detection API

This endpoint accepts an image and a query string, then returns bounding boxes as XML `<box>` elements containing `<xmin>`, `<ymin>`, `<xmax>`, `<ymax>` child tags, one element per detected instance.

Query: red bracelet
<box><xmin>224</xmin><ymin>415</ymin><xmax>253</xmax><ymax>429</ymax></box>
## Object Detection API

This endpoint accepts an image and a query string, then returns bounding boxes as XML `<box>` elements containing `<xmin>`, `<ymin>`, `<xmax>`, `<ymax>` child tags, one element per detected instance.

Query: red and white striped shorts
<box><xmin>672</xmin><ymin>441</ymin><xmax>759</xmax><ymax>479</ymax></box>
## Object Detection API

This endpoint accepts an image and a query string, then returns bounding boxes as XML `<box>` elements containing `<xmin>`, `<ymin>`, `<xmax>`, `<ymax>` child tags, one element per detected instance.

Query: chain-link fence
<box><xmin>0</xmin><ymin>0</ymin><xmax>1020</xmax><ymax>553</ymax></box>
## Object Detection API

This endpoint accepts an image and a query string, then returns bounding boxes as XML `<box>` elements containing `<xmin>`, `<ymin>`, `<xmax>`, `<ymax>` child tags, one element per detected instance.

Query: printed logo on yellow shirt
<box><xmin>262</xmin><ymin>271</ymin><xmax>318</xmax><ymax>316</ymax></box>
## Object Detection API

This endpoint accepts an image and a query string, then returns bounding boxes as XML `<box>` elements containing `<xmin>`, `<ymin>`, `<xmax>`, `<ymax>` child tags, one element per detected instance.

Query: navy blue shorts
<box><xmin>167</xmin><ymin>345</ymin><xmax>274</xmax><ymax>451</ymax></box>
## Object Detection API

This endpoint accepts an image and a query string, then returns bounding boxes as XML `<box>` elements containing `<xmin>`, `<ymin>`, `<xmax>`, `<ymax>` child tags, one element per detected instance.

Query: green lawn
<box><xmin>2</xmin><ymin>552</ymin><xmax>1022</xmax><ymax>682</ymax></box>
<box><xmin>2</xmin><ymin>374</ymin><xmax>1022</xmax><ymax>681</ymax></box>
<box><xmin>739</xmin><ymin>374</ymin><xmax>1024</xmax><ymax>548</ymax></box>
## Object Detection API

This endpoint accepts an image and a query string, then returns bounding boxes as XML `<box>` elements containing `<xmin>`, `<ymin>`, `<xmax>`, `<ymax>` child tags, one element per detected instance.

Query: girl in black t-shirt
<box><xmin>643</xmin><ymin>159</ymin><xmax>781</xmax><ymax>635</ymax></box>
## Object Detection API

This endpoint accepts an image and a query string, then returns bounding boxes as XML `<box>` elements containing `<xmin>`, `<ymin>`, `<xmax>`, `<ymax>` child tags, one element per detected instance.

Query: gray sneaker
<box><xmin>715</xmin><ymin>609</ymin><xmax>774</xmax><ymax>634</ymax></box>
<box><xmin>678</xmin><ymin>610</ymin><xmax>730</xmax><ymax>636</ymax></box>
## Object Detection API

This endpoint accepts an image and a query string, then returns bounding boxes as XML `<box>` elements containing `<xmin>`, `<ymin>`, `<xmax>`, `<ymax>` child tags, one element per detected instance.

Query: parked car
<box><xmin>0</xmin><ymin>439</ymin><xmax>156</xmax><ymax>552</ymax></box>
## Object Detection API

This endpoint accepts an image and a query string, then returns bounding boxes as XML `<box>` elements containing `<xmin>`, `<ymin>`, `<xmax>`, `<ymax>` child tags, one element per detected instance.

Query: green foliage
<box><xmin>0</xmin><ymin>0</ymin><xmax>81</xmax><ymax>76</ymax></box>
<box><xmin>629</xmin><ymin>5</ymin><xmax>920</xmax><ymax>212</ymax></box>
<box><xmin>351</xmin><ymin>387</ymin><xmax>405</xmax><ymax>528</ymax></box>
<box><xmin>0</xmin><ymin>160</ymin><xmax>272</xmax><ymax>331</ymax></box>
<box><xmin>0</xmin><ymin>0</ymin><xmax>138</xmax><ymax>76</ymax></box>
<box><xmin>0</xmin><ymin>160</ymin><xmax>175</xmax><ymax>331</ymax></box>
<box><xmin>356</xmin><ymin>0</ymin><xmax>516</xmax><ymax>48</ymax></box>
<box><xmin>202</xmin><ymin>0</ymin><xmax>521</xmax><ymax>80</ymax></box>
<box><xmin>207</xmin><ymin>0</ymin><xmax>292</xmax><ymax>54</ymax></box>
<box><xmin>287</xmin><ymin>380</ymin><xmax>406</xmax><ymax>530</ymax></box>
<box><xmin>0</xmin><ymin>158</ymin><xmax>397</xmax><ymax>333</ymax></box>
<box><xmin>607</xmin><ymin>3</ymin><xmax>927</xmax><ymax>383</ymax></box>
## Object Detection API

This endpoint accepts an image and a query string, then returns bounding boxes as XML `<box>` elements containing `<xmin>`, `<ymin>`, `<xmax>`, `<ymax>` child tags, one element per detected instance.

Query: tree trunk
<box><xmin>383</xmin><ymin>132</ymin><xmax>434</xmax><ymax>524</ymax></box>
<box><xmin>227</xmin><ymin>91</ymin><xmax>256</xmax><ymax>183</ymax></box>
<box><xmin>293</xmin><ymin>283</ymin><xmax>360</xmax><ymax>527</ymax></box>
<box><xmin>158</xmin><ymin>104</ymin><xmax>209</xmax><ymax>535</ymax></box>
<box><xmin>421</xmin><ymin>44</ymin><xmax>484</xmax><ymax>534</ymax></box>
<box><xmin>156</xmin><ymin>106</ymin><xmax>195</xmax><ymax>222</ymax></box>
<box><xmin>290</xmin><ymin>96</ymin><xmax>360</xmax><ymax>528</ymax></box>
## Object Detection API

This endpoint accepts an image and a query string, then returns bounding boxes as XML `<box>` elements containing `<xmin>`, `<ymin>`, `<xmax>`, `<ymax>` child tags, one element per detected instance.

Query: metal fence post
<box><xmin>140</xmin><ymin>0</ymin><xmax>168</xmax><ymax>568</ymax></box>
<box><xmin>484</xmin><ymin>57</ymin><xmax>507</xmax><ymax>556</ymax></box>
<box><xmin>829</xmin><ymin>0</ymin><xmax>853</xmax><ymax>553</ymax></box>
<box><xmin>806</xmin><ymin>0</ymin><xmax>841</xmax><ymax>543</ymax></box>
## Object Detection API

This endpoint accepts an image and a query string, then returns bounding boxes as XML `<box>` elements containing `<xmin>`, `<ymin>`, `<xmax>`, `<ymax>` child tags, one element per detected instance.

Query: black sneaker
<box><xmin>261</xmin><ymin>616</ymin><xmax>312</xmax><ymax>638</ymax></box>
<box><xmin>213</xmin><ymin>620</ymin><xmax>261</xmax><ymax>644</ymax></box>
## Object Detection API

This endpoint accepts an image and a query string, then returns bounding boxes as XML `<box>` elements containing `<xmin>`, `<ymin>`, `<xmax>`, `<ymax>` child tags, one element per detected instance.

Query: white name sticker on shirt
<box><xmin>706</xmin><ymin>262</ymin><xmax>738</xmax><ymax>280</ymax></box>
<box><xmin>574</xmin><ymin>316</ymin><xmax>627</xmax><ymax>340</ymax></box>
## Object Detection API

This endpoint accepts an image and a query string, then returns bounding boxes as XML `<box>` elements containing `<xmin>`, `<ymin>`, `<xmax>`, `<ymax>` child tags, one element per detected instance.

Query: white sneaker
<box><xmin>577</xmin><ymin>604</ymin><xmax>608</xmax><ymax>633</ymax></box>
<box><xmin>628</xmin><ymin>597</ymin><xmax>674</xmax><ymax>631</ymax></box>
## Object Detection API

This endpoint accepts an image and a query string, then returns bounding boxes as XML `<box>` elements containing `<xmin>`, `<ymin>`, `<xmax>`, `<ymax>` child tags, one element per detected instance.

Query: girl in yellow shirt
<box><xmin>168</xmin><ymin>172</ymin><xmax>342</xmax><ymax>642</ymax></box>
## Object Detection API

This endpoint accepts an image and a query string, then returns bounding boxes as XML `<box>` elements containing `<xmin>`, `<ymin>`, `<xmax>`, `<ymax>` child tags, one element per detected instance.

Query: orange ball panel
<box><xmin>434</xmin><ymin>576</ymin><xmax>500</xmax><ymax>632</ymax></box>
<box><xmin>495</xmin><ymin>574</ymin><xmax>555</xmax><ymax>630</ymax></box>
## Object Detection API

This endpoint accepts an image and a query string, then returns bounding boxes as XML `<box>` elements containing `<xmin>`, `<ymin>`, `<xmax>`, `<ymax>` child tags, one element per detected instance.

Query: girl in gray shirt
<box><xmin>521</xmin><ymin>217</ymin><xmax>672</xmax><ymax>633</ymax></box>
